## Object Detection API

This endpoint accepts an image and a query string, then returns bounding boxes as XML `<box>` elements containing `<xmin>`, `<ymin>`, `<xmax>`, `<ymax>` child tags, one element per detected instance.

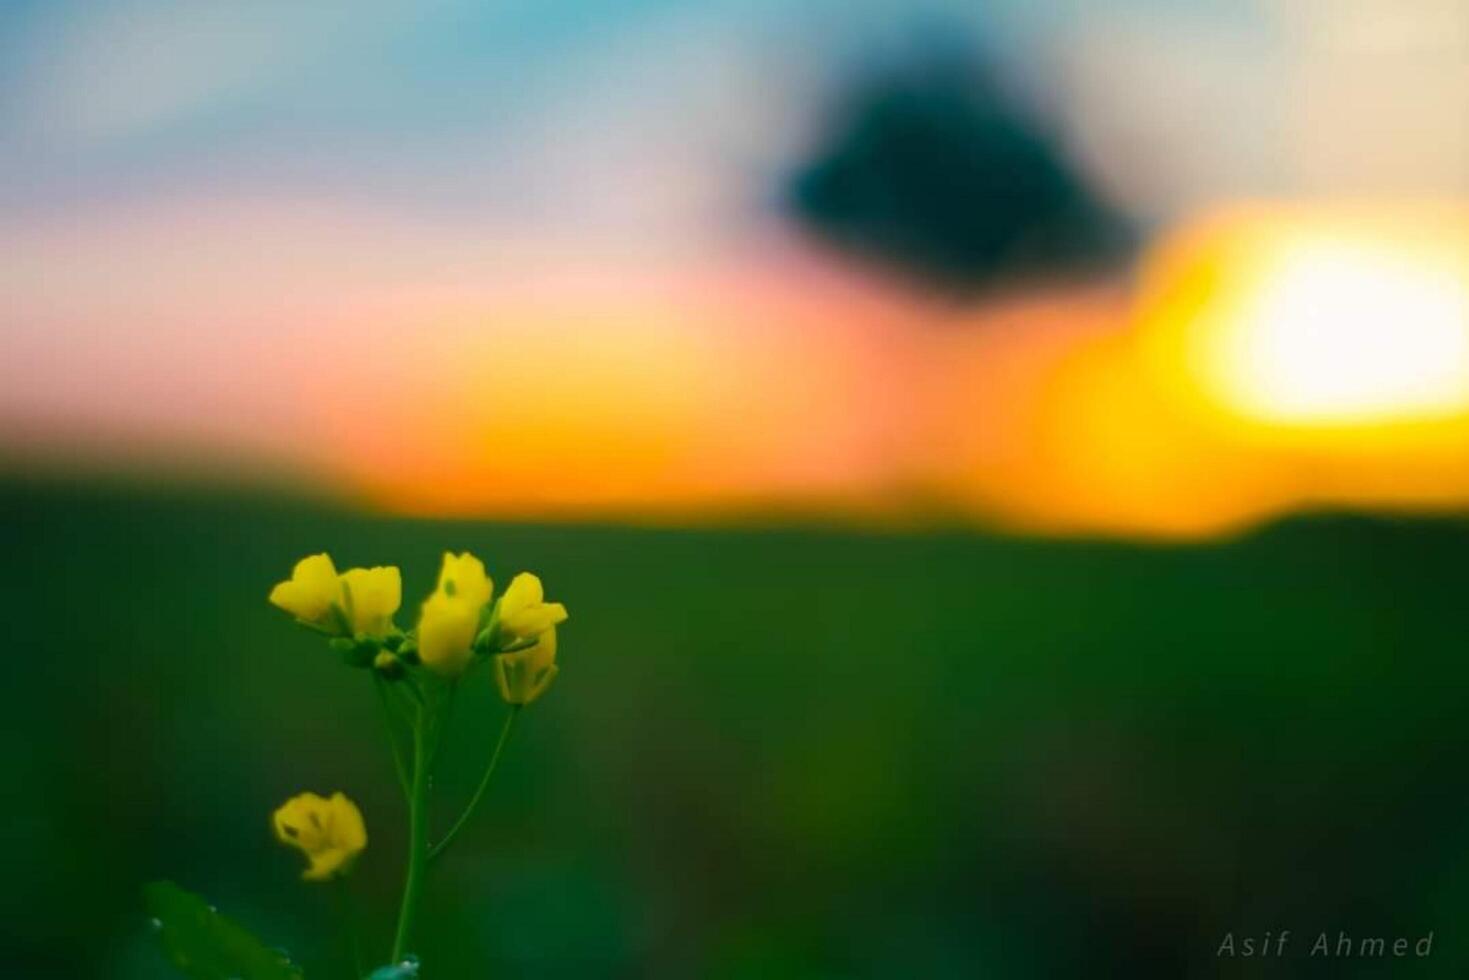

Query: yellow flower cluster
<box><xmin>267</xmin><ymin>549</ymin><xmax>568</xmax><ymax>888</ymax></box>
<box><xmin>411</xmin><ymin>554</ymin><xmax>567</xmax><ymax>703</ymax></box>
<box><xmin>269</xmin><ymin>550</ymin><xmax>567</xmax><ymax>699</ymax></box>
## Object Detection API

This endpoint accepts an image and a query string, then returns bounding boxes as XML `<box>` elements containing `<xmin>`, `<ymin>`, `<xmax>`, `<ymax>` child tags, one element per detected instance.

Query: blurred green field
<box><xmin>4</xmin><ymin>478</ymin><xmax>1469</xmax><ymax>978</ymax></box>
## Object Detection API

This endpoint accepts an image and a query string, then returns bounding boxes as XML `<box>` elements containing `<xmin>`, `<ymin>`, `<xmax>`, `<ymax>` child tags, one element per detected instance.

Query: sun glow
<box><xmin>1206</xmin><ymin>235</ymin><xmax>1469</xmax><ymax>425</ymax></box>
<box><xmin>1139</xmin><ymin>207</ymin><xmax>1469</xmax><ymax>432</ymax></box>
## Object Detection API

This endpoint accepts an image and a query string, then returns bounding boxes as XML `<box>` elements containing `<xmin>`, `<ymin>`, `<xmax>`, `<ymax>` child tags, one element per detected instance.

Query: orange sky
<box><xmin>296</xmin><ymin>203</ymin><xmax>1469</xmax><ymax>536</ymax></box>
<box><xmin>4</xmin><ymin>201</ymin><xmax>1468</xmax><ymax>539</ymax></box>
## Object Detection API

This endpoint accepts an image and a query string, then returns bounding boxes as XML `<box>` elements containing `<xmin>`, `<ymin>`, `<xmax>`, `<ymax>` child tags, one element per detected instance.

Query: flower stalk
<box><xmin>392</xmin><ymin>704</ymin><xmax>432</xmax><ymax>963</ymax></box>
<box><xmin>431</xmin><ymin>705</ymin><xmax>521</xmax><ymax>864</ymax></box>
<box><xmin>373</xmin><ymin>674</ymin><xmax>412</xmax><ymax>800</ymax></box>
<box><xmin>263</xmin><ymin>550</ymin><xmax>568</xmax><ymax>973</ymax></box>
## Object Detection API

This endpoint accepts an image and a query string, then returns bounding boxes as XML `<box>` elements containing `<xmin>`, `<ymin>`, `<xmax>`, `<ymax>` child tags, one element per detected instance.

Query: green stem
<box><xmin>430</xmin><ymin>682</ymin><xmax>460</xmax><ymax>771</ymax></box>
<box><xmin>428</xmin><ymin>706</ymin><xmax>520</xmax><ymax>863</ymax></box>
<box><xmin>391</xmin><ymin>704</ymin><xmax>431</xmax><ymax>963</ymax></box>
<box><xmin>373</xmin><ymin>675</ymin><xmax>412</xmax><ymax>799</ymax></box>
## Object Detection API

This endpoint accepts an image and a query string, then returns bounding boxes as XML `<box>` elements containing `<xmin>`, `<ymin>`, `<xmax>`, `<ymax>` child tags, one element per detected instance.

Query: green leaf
<box><xmin>144</xmin><ymin>880</ymin><xmax>304</xmax><ymax>980</ymax></box>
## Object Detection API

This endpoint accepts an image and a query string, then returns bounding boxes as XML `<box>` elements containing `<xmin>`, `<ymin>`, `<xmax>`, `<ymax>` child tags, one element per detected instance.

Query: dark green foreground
<box><xmin>4</xmin><ymin>480</ymin><xmax>1468</xmax><ymax>977</ymax></box>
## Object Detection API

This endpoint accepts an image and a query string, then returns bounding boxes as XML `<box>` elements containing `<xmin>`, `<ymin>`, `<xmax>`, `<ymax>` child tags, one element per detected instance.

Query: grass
<box><xmin>3</xmin><ymin>477</ymin><xmax>1468</xmax><ymax>977</ymax></box>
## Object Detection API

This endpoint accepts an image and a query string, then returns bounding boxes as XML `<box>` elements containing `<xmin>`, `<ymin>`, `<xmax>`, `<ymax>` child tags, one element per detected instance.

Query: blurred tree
<box><xmin>787</xmin><ymin>42</ymin><xmax>1131</xmax><ymax>296</ymax></box>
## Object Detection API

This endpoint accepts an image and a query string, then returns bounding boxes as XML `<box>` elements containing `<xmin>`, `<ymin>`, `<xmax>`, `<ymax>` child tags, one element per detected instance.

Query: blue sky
<box><xmin>0</xmin><ymin>1</ymin><xmax>1114</xmax><ymax>219</ymax></box>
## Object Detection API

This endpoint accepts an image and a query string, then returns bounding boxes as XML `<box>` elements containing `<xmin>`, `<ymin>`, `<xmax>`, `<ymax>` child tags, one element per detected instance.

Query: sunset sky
<box><xmin>2</xmin><ymin>0</ymin><xmax>1467</xmax><ymax>537</ymax></box>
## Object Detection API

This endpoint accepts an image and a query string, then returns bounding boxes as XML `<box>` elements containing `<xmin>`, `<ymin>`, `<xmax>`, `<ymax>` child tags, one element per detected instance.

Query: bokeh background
<box><xmin>3</xmin><ymin>0</ymin><xmax>1469</xmax><ymax>976</ymax></box>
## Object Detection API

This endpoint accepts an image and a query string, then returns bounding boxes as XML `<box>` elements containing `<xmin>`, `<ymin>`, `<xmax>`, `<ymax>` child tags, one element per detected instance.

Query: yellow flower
<box><xmin>417</xmin><ymin>592</ymin><xmax>480</xmax><ymax>677</ymax></box>
<box><xmin>435</xmin><ymin>551</ymin><xmax>493</xmax><ymax>608</ymax></box>
<box><xmin>272</xmin><ymin>791</ymin><xmax>367</xmax><ymax>881</ymax></box>
<box><xmin>496</xmin><ymin>573</ymin><xmax>567</xmax><ymax>643</ymax></box>
<box><xmin>416</xmin><ymin>552</ymin><xmax>494</xmax><ymax>677</ymax></box>
<box><xmin>339</xmin><ymin>566</ymin><xmax>401</xmax><ymax>638</ymax></box>
<box><xmin>495</xmin><ymin>626</ymin><xmax>559</xmax><ymax>705</ymax></box>
<box><xmin>270</xmin><ymin>555</ymin><xmax>401</xmax><ymax>638</ymax></box>
<box><xmin>269</xmin><ymin>554</ymin><xmax>343</xmax><ymax>628</ymax></box>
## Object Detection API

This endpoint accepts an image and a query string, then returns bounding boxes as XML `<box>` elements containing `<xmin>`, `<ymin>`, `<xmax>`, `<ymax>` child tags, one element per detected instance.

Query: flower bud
<box><xmin>495</xmin><ymin>573</ymin><xmax>567</xmax><ymax>646</ymax></box>
<box><xmin>494</xmin><ymin>627</ymin><xmax>559</xmax><ymax>705</ymax></box>
<box><xmin>373</xmin><ymin>650</ymin><xmax>404</xmax><ymax>679</ymax></box>
<box><xmin>269</xmin><ymin>554</ymin><xmax>346</xmax><ymax>632</ymax></box>
<box><xmin>339</xmin><ymin>566</ymin><xmax>402</xmax><ymax>638</ymax></box>
<box><xmin>415</xmin><ymin>552</ymin><xmax>495</xmax><ymax>677</ymax></box>
<box><xmin>417</xmin><ymin>594</ymin><xmax>477</xmax><ymax>677</ymax></box>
